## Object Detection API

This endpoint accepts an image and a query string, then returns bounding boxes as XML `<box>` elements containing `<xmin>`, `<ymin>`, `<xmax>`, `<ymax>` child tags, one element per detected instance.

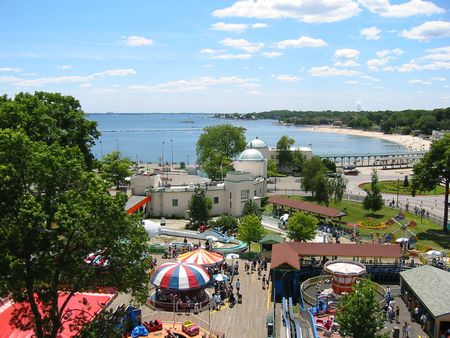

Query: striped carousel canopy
<box><xmin>151</xmin><ymin>261</ymin><xmax>211</xmax><ymax>290</ymax></box>
<box><xmin>176</xmin><ymin>248</ymin><xmax>224</xmax><ymax>266</ymax></box>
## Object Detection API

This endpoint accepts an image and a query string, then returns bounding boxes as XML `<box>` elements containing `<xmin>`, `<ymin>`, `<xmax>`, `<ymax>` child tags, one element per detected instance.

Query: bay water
<box><xmin>88</xmin><ymin>113</ymin><xmax>404</xmax><ymax>164</ymax></box>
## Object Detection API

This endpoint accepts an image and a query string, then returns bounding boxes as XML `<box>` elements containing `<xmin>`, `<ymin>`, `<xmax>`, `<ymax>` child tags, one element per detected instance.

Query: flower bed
<box><xmin>356</xmin><ymin>218</ymin><xmax>389</xmax><ymax>230</ymax></box>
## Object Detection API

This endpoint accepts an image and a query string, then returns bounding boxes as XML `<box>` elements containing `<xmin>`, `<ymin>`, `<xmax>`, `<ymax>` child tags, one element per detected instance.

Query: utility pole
<box><xmin>170</xmin><ymin>139</ymin><xmax>173</xmax><ymax>171</ymax></box>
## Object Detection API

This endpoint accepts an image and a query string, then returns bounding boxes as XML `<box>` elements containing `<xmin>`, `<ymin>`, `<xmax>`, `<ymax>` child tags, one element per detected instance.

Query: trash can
<box><xmin>392</xmin><ymin>326</ymin><xmax>400</xmax><ymax>338</ymax></box>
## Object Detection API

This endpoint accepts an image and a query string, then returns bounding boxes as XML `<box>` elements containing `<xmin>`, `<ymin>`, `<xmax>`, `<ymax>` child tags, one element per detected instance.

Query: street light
<box><xmin>170</xmin><ymin>139</ymin><xmax>174</xmax><ymax>171</ymax></box>
<box><xmin>396</xmin><ymin>178</ymin><xmax>400</xmax><ymax>208</ymax></box>
<box><xmin>161</xmin><ymin>141</ymin><xmax>165</xmax><ymax>167</ymax></box>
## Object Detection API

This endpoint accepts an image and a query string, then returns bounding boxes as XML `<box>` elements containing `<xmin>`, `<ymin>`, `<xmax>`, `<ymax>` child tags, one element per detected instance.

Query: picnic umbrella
<box><xmin>395</xmin><ymin>237</ymin><xmax>409</xmax><ymax>243</ymax></box>
<box><xmin>213</xmin><ymin>274</ymin><xmax>229</xmax><ymax>282</ymax></box>
<box><xmin>426</xmin><ymin>250</ymin><xmax>442</xmax><ymax>257</ymax></box>
<box><xmin>150</xmin><ymin>261</ymin><xmax>210</xmax><ymax>290</ymax></box>
<box><xmin>176</xmin><ymin>248</ymin><xmax>224</xmax><ymax>266</ymax></box>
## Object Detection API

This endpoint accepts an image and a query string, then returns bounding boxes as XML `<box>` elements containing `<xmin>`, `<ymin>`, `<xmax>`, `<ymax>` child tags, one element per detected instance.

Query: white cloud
<box><xmin>129</xmin><ymin>76</ymin><xmax>258</xmax><ymax>92</ymax></box>
<box><xmin>383</xmin><ymin>47</ymin><xmax>450</xmax><ymax>72</ymax></box>
<box><xmin>0</xmin><ymin>68</ymin><xmax>136</xmax><ymax>87</ymax></box>
<box><xmin>358</xmin><ymin>0</ymin><xmax>444</xmax><ymax>18</ymax></box>
<box><xmin>262</xmin><ymin>51</ymin><xmax>283</xmax><ymax>58</ymax></box>
<box><xmin>212</xmin><ymin>53</ymin><xmax>252</xmax><ymax>60</ymax></box>
<box><xmin>367</xmin><ymin>48</ymin><xmax>404</xmax><ymax>70</ymax></box>
<box><xmin>344</xmin><ymin>80</ymin><xmax>359</xmax><ymax>84</ymax></box>
<box><xmin>204</xmin><ymin>64</ymin><xmax>213</xmax><ymax>68</ymax></box>
<box><xmin>401</xmin><ymin>21</ymin><xmax>450</xmax><ymax>42</ymax></box>
<box><xmin>58</xmin><ymin>65</ymin><xmax>72</xmax><ymax>70</ymax></box>
<box><xmin>200</xmin><ymin>48</ymin><xmax>224</xmax><ymax>54</ymax></box>
<box><xmin>409</xmin><ymin>79</ymin><xmax>431</xmax><ymax>84</ymax></box>
<box><xmin>334</xmin><ymin>48</ymin><xmax>360</xmax><ymax>59</ymax></box>
<box><xmin>360</xmin><ymin>26</ymin><xmax>381</xmax><ymax>40</ymax></box>
<box><xmin>273</xmin><ymin>74</ymin><xmax>301</xmax><ymax>82</ymax></box>
<box><xmin>276</xmin><ymin>36</ymin><xmax>327</xmax><ymax>49</ymax></box>
<box><xmin>308</xmin><ymin>66</ymin><xmax>362</xmax><ymax>77</ymax></box>
<box><xmin>334</xmin><ymin>60</ymin><xmax>360</xmax><ymax>67</ymax></box>
<box><xmin>0</xmin><ymin>67</ymin><xmax>22</xmax><ymax>72</ymax></box>
<box><xmin>122</xmin><ymin>35</ymin><xmax>154</xmax><ymax>47</ymax></box>
<box><xmin>219</xmin><ymin>38</ymin><xmax>264</xmax><ymax>52</ymax></box>
<box><xmin>431</xmin><ymin>77</ymin><xmax>446</xmax><ymax>82</ymax></box>
<box><xmin>211</xmin><ymin>22</ymin><xmax>249</xmax><ymax>33</ymax></box>
<box><xmin>212</xmin><ymin>0</ymin><xmax>361</xmax><ymax>23</ymax></box>
<box><xmin>360</xmin><ymin>75</ymin><xmax>381</xmax><ymax>81</ymax></box>
<box><xmin>80</xmin><ymin>83</ymin><xmax>93</xmax><ymax>87</ymax></box>
<box><xmin>252</xmin><ymin>23</ymin><xmax>268</xmax><ymax>29</ymax></box>
<box><xmin>211</xmin><ymin>22</ymin><xmax>268</xmax><ymax>33</ymax></box>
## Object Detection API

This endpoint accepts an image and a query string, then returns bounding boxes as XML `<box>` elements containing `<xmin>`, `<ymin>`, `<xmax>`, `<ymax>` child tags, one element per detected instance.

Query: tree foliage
<box><xmin>267</xmin><ymin>159</ymin><xmax>279</xmax><ymax>177</ymax></box>
<box><xmin>336</xmin><ymin>280</ymin><xmax>386</xmax><ymax>338</ymax></box>
<box><xmin>301</xmin><ymin>157</ymin><xmax>327</xmax><ymax>196</ymax></box>
<box><xmin>0</xmin><ymin>93</ymin><xmax>150</xmax><ymax>338</ymax></box>
<box><xmin>413</xmin><ymin>134</ymin><xmax>450</xmax><ymax>231</ymax></box>
<box><xmin>329</xmin><ymin>175</ymin><xmax>348</xmax><ymax>205</ymax></box>
<box><xmin>242</xmin><ymin>199</ymin><xmax>260</xmax><ymax>216</ymax></box>
<box><xmin>276</xmin><ymin>135</ymin><xmax>295</xmax><ymax>169</ymax></box>
<box><xmin>187</xmin><ymin>188</ymin><xmax>212</xmax><ymax>230</ymax></box>
<box><xmin>196</xmin><ymin>124</ymin><xmax>246</xmax><ymax>180</ymax></box>
<box><xmin>100</xmin><ymin>150</ymin><xmax>132</xmax><ymax>189</ymax></box>
<box><xmin>237</xmin><ymin>214</ymin><xmax>265</xmax><ymax>252</ymax></box>
<box><xmin>363</xmin><ymin>170</ymin><xmax>384</xmax><ymax>213</ymax></box>
<box><xmin>286</xmin><ymin>211</ymin><xmax>318</xmax><ymax>242</ymax></box>
<box><xmin>208</xmin><ymin>214</ymin><xmax>238</xmax><ymax>233</ymax></box>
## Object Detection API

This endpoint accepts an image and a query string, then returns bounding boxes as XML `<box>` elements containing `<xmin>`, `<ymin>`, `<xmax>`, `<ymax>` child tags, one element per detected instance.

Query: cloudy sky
<box><xmin>0</xmin><ymin>0</ymin><xmax>449</xmax><ymax>113</ymax></box>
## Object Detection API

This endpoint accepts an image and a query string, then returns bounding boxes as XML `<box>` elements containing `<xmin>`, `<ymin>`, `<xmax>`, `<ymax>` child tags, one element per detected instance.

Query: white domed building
<box><xmin>233</xmin><ymin>148</ymin><xmax>267</xmax><ymax>179</ymax></box>
<box><xmin>246</xmin><ymin>137</ymin><xmax>269</xmax><ymax>159</ymax></box>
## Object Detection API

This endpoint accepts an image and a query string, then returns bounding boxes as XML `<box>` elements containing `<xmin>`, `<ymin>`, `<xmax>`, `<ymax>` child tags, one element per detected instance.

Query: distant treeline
<box><xmin>215</xmin><ymin>107</ymin><xmax>450</xmax><ymax>135</ymax></box>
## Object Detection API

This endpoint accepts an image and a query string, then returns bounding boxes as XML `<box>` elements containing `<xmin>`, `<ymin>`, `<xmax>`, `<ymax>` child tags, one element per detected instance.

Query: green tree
<box><xmin>0</xmin><ymin>128</ymin><xmax>150</xmax><ymax>338</ymax></box>
<box><xmin>100</xmin><ymin>150</ymin><xmax>132</xmax><ymax>190</ymax></box>
<box><xmin>196</xmin><ymin>124</ymin><xmax>246</xmax><ymax>180</ymax></box>
<box><xmin>0</xmin><ymin>92</ymin><xmax>99</xmax><ymax>168</ymax></box>
<box><xmin>329</xmin><ymin>175</ymin><xmax>348</xmax><ymax>205</ymax></box>
<box><xmin>242</xmin><ymin>199</ymin><xmax>260</xmax><ymax>216</ymax></box>
<box><xmin>315</xmin><ymin>175</ymin><xmax>331</xmax><ymax>206</ymax></box>
<box><xmin>187</xmin><ymin>188</ymin><xmax>212</xmax><ymax>230</ymax></box>
<box><xmin>403</xmin><ymin>175</ymin><xmax>409</xmax><ymax>187</ymax></box>
<box><xmin>208</xmin><ymin>214</ymin><xmax>238</xmax><ymax>233</ymax></box>
<box><xmin>267</xmin><ymin>159</ymin><xmax>279</xmax><ymax>177</ymax></box>
<box><xmin>276</xmin><ymin>135</ymin><xmax>295</xmax><ymax>169</ymax></box>
<box><xmin>301</xmin><ymin>157</ymin><xmax>327</xmax><ymax>197</ymax></box>
<box><xmin>322</xmin><ymin>158</ymin><xmax>337</xmax><ymax>173</ymax></box>
<box><xmin>363</xmin><ymin>169</ymin><xmax>384</xmax><ymax>213</ymax></box>
<box><xmin>413</xmin><ymin>134</ymin><xmax>450</xmax><ymax>231</ymax></box>
<box><xmin>292</xmin><ymin>150</ymin><xmax>306</xmax><ymax>175</ymax></box>
<box><xmin>237</xmin><ymin>214</ymin><xmax>265</xmax><ymax>252</ymax></box>
<box><xmin>286</xmin><ymin>211</ymin><xmax>318</xmax><ymax>242</ymax></box>
<box><xmin>336</xmin><ymin>280</ymin><xmax>386</xmax><ymax>338</ymax></box>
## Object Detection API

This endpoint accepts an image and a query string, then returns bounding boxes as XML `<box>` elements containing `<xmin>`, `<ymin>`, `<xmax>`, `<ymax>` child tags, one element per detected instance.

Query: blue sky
<box><xmin>0</xmin><ymin>0</ymin><xmax>449</xmax><ymax>113</ymax></box>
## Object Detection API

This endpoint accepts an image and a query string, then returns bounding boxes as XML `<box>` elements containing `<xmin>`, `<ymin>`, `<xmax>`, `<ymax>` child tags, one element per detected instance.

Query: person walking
<box><xmin>236</xmin><ymin>279</ymin><xmax>241</xmax><ymax>294</ymax></box>
<box><xmin>262</xmin><ymin>275</ymin><xmax>266</xmax><ymax>290</ymax></box>
<box><xmin>402</xmin><ymin>322</ymin><xmax>408</xmax><ymax>338</ymax></box>
<box><xmin>395</xmin><ymin>306</ymin><xmax>400</xmax><ymax>323</ymax></box>
<box><xmin>405</xmin><ymin>323</ymin><xmax>411</xmax><ymax>338</ymax></box>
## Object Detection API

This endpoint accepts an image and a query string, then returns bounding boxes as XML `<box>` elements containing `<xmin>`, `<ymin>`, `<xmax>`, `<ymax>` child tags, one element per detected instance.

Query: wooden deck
<box><xmin>110</xmin><ymin>258</ymin><xmax>273</xmax><ymax>338</ymax></box>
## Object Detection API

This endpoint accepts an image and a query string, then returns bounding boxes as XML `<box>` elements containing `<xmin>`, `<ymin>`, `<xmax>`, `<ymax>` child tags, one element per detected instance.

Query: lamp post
<box><xmin>99</xmin><ymin>140</ymin><xmax>103</xmax><ymax>159</ymax></box>
<box><xmin>187</xmin><ymin>154</ymin><xmax>190</xmax><ymax>167</ymax></box>
<box><xmin>161</xmin><ymin>141</ymin><xmax>165</xmax><ymax>167</ymax></box>
<box><xmin>170</xmin><ymin>139</ymin><xmax>174</xmax><ymax>171</ymax></box>
<box><xmin>396</xmin><ymin>178</ymin><xmax>400</xmax><ymax>208</ymax></box>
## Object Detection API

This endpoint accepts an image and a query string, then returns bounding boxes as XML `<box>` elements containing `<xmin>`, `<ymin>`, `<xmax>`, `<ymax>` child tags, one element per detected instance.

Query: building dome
<box><xmin>247</xmin><ymin>137</ymin><xmax>268</xmax><ymax>149</ymax></box>
<box><xmin>237</xmin><ymin>148</ymin><xmax>265</xmax><ymax>161</ymax></box>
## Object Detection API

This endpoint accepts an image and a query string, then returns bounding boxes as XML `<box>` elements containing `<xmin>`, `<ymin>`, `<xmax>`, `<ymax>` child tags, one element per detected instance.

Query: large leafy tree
<box><xmin>363</xmin><ymin>170</ymin><xmax>384</xmax><ymax>213</ymax></box>
<box><xmin>242</xmin><ymin>199</ymin><xmax>260</xmax><ymax>216</ymax></box>
<box><xmin>100</xmin><ymin>150</ymin><xmax>132</xmax><ymax>190</ymax></box>
<box><xmin>187</xmin><ymin>188</ymin><xmax>212</xmax><ymax>230</ymax></box>
<box><xmin>336</xmin><ymin>280</ymin><xmax>385</xmax><ymax>338</ymax></box>
<box><xmin>286</xmin><ymin>211</ymin><xmax>317</xmax><ymax>242</ymax></box>
<box><xmin>208</xmin><ymin>214</ymin><xmax>238</xmax><ymax>233</ymax></box>
<box><xmin>301</xmin><ymin>157</ymin><xmax>327</xmax><ymax>197</ymax></box>
<box><xmin>413</xmin><ymin>134</ymin><xmax>450</xmax><ymax>231</ymax></box>
<box><xmin>276</xmin><ymin>135</ymin><xmax>295</xmax><ymax>170</ymax></box>
<box><xmin>0</xmin><ymin>94</ymin><xmax>150</xmax><ymax>338</ymax></box>
<box><xmin>237</xmin><ymin>214</ymin><xmax>265</xmax><ymax>252</ymax></box>
<box><xmin>0</xmin><ymin>92</ymin><xmax>99</xmax><ymax>168</ymax></box>
<box><xmin>196</xmin><ymin>124</ymin><xmax>246</xmax><ymax>180</ymax></box>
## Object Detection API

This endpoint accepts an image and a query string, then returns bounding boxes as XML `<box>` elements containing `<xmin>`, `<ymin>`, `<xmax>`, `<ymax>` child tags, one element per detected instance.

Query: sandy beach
<box><xmin>302</xmin><ymin>126</ymin><xmax>431</xmax><ymax>152</ymax></box>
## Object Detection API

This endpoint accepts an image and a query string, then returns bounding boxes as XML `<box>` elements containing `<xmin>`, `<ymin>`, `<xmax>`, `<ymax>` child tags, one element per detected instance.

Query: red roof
<box><xmin>268</xmin><ymin>196</ymin><xmax>346</xmax><ymax>218</ymax></box>
<box><xmin>0</xmin><ymin>292</ymin><xmax>114</xmax><ymax>338</ymax></box>
<box><xmin>271</xmin><ymin>242</ymin><xmax>401</xmax><ymax>270</ymax></box>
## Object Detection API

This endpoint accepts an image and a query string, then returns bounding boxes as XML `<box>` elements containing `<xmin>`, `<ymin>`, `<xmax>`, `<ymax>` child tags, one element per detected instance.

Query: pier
<box><xmin>319</xmin><ymin>151</ymin><xmax>426</xmax><ymax>169</ymax></box>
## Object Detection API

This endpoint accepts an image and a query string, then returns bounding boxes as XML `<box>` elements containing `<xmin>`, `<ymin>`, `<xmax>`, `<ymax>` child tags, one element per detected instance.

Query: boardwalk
<box><xmin>109</xmin><ymin>257</ymin><xmax>273</xmax><ymax>338</ymax></box>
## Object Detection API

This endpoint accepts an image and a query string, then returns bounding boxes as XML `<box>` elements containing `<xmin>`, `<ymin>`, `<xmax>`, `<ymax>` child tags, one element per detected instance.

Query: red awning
<box><xmin>127</xmin><ymin>195</ymin><xmax>151</xmax><ymax>214</ymax></box>
<box><xmin>268</xmin><ymin>195</ymin><xmax>346</xmax><ymax>218</ymax></box>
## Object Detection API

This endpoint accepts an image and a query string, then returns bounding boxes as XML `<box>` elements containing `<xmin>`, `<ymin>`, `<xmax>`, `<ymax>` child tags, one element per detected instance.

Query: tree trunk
<box><xmin>444</xmin><ymin>179</ymin><xmax>449</xmax><ymax>232</ymax></box>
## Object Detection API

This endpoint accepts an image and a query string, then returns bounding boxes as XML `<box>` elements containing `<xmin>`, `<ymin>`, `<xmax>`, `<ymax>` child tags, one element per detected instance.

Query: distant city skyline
<box><xmin>0</xmin><ymin>0</ymin><xmax>449</xmax><ymax>113</ymax></box>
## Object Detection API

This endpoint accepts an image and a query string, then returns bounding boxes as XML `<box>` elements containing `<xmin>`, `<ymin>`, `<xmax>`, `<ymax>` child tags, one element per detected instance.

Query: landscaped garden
<box><xmin>266</xmin><ymin>196</ymin><xmax>449</xmax><ymax>251</ymax></box>
<box><xmin>358</xmin><ymin>180</ymin><xmax>446</xmax><ymax>195</ymax></box>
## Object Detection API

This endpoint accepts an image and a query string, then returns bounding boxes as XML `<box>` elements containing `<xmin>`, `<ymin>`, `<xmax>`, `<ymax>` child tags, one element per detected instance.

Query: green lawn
<box><xmin>358</xmin><ymin>180</ymin><xmax>445</xmax><ymax>195</ymax></box>
<box><xmin>267</xmin><ymin>196</ymin><xmax>449</xmax><ymax>251</ymax></box>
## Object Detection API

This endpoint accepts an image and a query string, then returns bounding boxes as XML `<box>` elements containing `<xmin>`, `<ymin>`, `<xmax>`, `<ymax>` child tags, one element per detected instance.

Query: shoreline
<box><xmin>300</xmin><ymin>126</ymin><xmax>431</xmax><ymax>152</ymax></box>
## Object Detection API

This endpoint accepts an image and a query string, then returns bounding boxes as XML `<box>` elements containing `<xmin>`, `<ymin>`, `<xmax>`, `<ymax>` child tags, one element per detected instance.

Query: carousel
<box><xmin>176</xmin><ymin>248</ymin><xmax>224</xmax><ymax>275</ymax></box>
<box><xmin>148</xmin><ymin>261</ymin><xmax>212</xmax><ymax>311</ymax></box>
